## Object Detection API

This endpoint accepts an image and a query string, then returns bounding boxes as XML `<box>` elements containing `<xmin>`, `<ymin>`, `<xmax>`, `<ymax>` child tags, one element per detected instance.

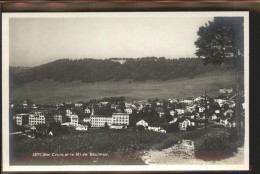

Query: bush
<box><xmin>194</xmin><ymin>129</ymin><xmax>238</xmax><ymax>160</ymax></box>
<box><xmin>186</xmin><ymin>125</ymin><xmax>195</xmax><ymax>131</ymax></box>
<box><xmin>136</xmin><ymin>125</ymin><xmax>145</xmax><ymax>131</ymax></box>
<box><xmin>166</xmin><ymin>123</ymin><xmax>180</xmax><ymax>133</ymax></box>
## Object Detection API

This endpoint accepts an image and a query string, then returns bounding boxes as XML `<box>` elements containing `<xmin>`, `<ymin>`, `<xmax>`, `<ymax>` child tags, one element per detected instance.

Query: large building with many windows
<box><xmin>90</xmin><ymin>113</ymin><xmax>130</xmax><ymax>127</ymax></box>
<box><xmin>112</xmin><ymin>113</ymin><xmax>129</xmax><ymax>125</ymax></box>
<box><xmin>29</xmin><ymin>111</ymin><xmax>47</xmax><ymax>126</ymax></box>
<box><xmin>90</xmin><ymin>115</ymin><xmax>112</xmax><ymax>127</ymax></box>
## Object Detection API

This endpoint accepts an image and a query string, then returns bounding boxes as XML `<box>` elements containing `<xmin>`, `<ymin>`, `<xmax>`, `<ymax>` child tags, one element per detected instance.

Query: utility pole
<box><xmin>204</xmin><ymin>91</ymin><xmax>207</xmax><ymax>130</ymax></box>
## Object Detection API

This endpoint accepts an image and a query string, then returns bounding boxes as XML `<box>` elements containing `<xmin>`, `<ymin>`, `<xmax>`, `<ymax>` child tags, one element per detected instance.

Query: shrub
<box><xmin>194</xmin><ymin>129</ymin><xmax>238</xmax><ymax>160</ymax></box>
<box><xmin>136</xmin><ymin>125</ymin><xmax>145</xmax><ymax>131</ymax></box>
<box><xmin>166</xmin><ymin>123</ymin><xmax>180</xmax><ymax>133</ymax></box>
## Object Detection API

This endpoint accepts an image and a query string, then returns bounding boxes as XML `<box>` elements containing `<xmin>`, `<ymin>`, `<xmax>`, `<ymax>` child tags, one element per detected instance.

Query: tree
<box><xmin>195</xmin><ymin>17</ymin><xmax>244</xmax><ymax>66</ymax></box>
<box><xmin>195</xmin><ymin>17</ymin><xmax>244</xmax><ymax>137</ymax></box>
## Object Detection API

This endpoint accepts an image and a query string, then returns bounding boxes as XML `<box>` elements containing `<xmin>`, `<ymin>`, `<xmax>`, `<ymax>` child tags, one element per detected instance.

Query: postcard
<box><xmin>2</xmin><ymin>12</ymin><xmax>249</xmax><ymax>172</ymax></box>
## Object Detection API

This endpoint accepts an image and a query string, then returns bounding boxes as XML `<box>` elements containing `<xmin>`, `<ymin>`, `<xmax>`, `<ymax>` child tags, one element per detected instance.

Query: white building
<box><xmin>66</xmin><ymin>109</ymin><xmax>73</xmax><ymax>117</ymax></box>
<box><xmin>136</xmin><ymin>119</ymin><xmax>148</xmax><ymax>127</ymax></box>
<box><xmin>219</xmin><ymin>88</ymin><xmax>233</xmax><ymax>94</ymax></box>
<box><xmin>90</xmin><ymin>115</ymin><xmax>113</xmax><ymax>127</ymax></box>
<box><xmin>83</xmin><ymin>117</ymin><xmax>91</xmax><ymax>123</ymax></box>
<box><xmin>75</xmin><ymin>124</ymin><xmax>88</xmax><ymax>131</ymax></box>
<box><xmin>199</xmin><ymin>107</ymin><xmax>205</xmax><ymax>113</ymax></box>
<box><xmin>29</xmin><ymin>111</ymin><xmax>46</xmax><ymax>126</ymax></box>
<box><xmin>70</xmin><ymin>114</ymin><xmax>79</xmax><ymax>126</ymax></box>
<box><xmin>75</xmin><ymin>103</ymin><xmax>83</xmax><ymax>108</ymax></box>
<box><xmin>14</xmin><ymin>113</ymin><xmax>29</xmax><ymax>126</ymax></box>
<box><xmin>176</xmin><ymin>109</ymin><xmax>185</xmax><ymax>115</ymax></box>
<box><xmin>170</xmin><ymin>110</ymin><xmax>175</xmax><ymax>116</ymax></box>
<box><xmin>53</xmin><ymin>114</ymin><xmax>62</xmax><ymax>123</ymax></box>
<box><xmin>112</xmin><ymin>113</ymin><xmax>129</xmax><ymax>126</ymax></box>
<box><xmin>84</xmin><ymin>108</ymin><xmax>91</xmax><ymax>114</ymax></box>
<box><xmin>179</xmin><ymin>118</ymin><xmax>195</xmax><ymax>131</ymax></box>
<box><xmin>125</xmin><ymin>108</ymin><xmax>133</xmax><ymax>114</ymax></box>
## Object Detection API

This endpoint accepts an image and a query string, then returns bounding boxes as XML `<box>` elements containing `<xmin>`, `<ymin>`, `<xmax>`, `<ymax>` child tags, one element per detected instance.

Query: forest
<box><xmin>10</xmin><ymin>57</ymin><xmax>233</xmax><ymax>87</ymax></box>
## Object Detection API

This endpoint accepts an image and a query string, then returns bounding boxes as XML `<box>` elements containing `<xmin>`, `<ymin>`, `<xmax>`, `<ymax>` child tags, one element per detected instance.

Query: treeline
<box><xmin>10</xmin><ymin>57</ymin><xmax>233</xmax><ymax>87</ymax></box>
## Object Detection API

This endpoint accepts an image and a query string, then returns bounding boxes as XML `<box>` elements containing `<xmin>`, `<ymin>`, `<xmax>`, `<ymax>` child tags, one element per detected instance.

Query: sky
<box><xmin>9</xmin><ymin>17</ymin><xmax>213</xmax><ymax>67</ymax></box>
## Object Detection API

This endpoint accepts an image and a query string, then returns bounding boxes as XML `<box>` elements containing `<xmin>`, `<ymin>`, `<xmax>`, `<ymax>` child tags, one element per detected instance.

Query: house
<box><xmin>66</xmin><ymin>109</ymin><xmax>73</xmax><ymax>117</ymax></box>
<box><xmin>136</xmin><ymin>119</ymin><xmax>148</xmax><ymax>127</ymax></box>
<box><xmin>219</xmin><ymin>88</ymin><xmax>233</xmax><ymax>94</ymax></box>
<box><xmin>179</xmin><ymin>118</ymin><xmax>195</xmax><ymax>131</ymax></box>
<box><xmin>29</xmin><ymin>111</ymin><xmax>47</xmax><ymax>126</ymax></box>
<box><xmin>31</xmin><ymin>104</ymin><xmax>37</xmax><ymax>109</ymax></box>
<box><xmin>169</xmin><ymin>98</ymin><xmax>178</xmax><ymax>103</ymax></box>
<box><xmin>194</xmin><ymin>96</ymin><xmax>204</xmax><ymax>102</ymax></box>
<box><xmin>14</xmin><ymin>113</ymin><xmax>29</xmax><ymax>126</ymax></box>
<box><xmin>186</xmin><ymin>106</ymin><xmax>195</xmax><ymax>113</ymax></box>
<box><xmin>211</xmin><ymin>114</ymin><xmax>218</xmax><ymax>121</ymax></box>
<box><xmin>110</xmin><ymin>104</ymin><xmax>118</xmax><ymax>110</ymax></box>
<box><xmin>83</xmin><ymin>117</ymin><xmax>91</xmax><ymax>123</ymax></box>
<box><xmin>75</xmin><ymin>124</ymin><xmax>88</xmax><ymax>131</ymax></box>
<box><xmin>125</xmin><ymin>108</ymin><xmax>133</xmax><ymax>114</ymax></box>
<box><xmin>110</xmin><ymin>124</ymin><xmax>125</xmax><ymax>129</ymax></box>
<box><xmin>176</xmin><ymin>109</ymin><xmax>185</xmax><ymax>115</ymax></box>
<box><xmin>112</xmin><ymin>113</ymin><xmax>129</xmax><ymax>126</ymax></box>
<box><xmin>75</xmin><ymin>103</ymin><xmax>83</xmax><ymax>108</ymax></box>
<box><xmin>220</xmin><ymin>118</ymin><xmax>236</xmax><ymax>127</ymax></box>
<box><xmin>181</xmin><ymin>99</ymin><xmax>193</xmax><ymax>105</ymax></box>
<box><xmin>158</xmin><ymin>111</ymin><xmax>165</xmax><ymax>118</ymax></box>
<box><xmin>169</xmin><ymin>118</ymin><xmax>178</xmax><ymax>124</ymax></box>
<box><xmin>53</xmin><ymin>114</ymin><xmax>62</xmax><ymax>123</ymax></box>
<box><xmin>148</xmin><ymin>126</ymin><xmax>161</xmax><ymax>132</ymax></box>
<box><xmin>70</xmin><ymin>114</ymin><xmax>79</xmax><ymax>126</ymax></box>
<box><xmin>199</xmin><ymin>107</ymin><xmax>205</xmax><ymax>113</ymax></box>
<box><xmin>224</xmin><ymin>109</ymin><xmax>234</xmax><ymax>117</ymax></box>
<box><xmin>215</xmin><ymin>110</ymin><xmax>220</xmax><ymax>114</ymax></box>
<box><xmin>84</xmin><ymin>108</ymin><xmax>91</xmax><ymax>114</ymax></box>
<box><xmin>170</xmin><ymin>110</ymin><xmax>176</xmax><ymax>116</ymax></box>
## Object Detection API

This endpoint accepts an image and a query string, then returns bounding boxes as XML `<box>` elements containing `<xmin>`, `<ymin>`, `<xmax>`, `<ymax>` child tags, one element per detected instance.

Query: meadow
<box><xmin>10</xmin><ymin>70</ymin><xmax>237</xmax><ymax>104</ymax></box>
<box><xmin>10</xmin><ymin>126</ymin><xmax>242</xmax><ymax>165</ymax></box>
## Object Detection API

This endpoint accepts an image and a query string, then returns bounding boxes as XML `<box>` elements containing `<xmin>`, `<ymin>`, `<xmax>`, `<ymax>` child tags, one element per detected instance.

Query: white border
<box><xmin>2</xmin><ymin>12</ymin><xmax>249</xmax><ymax>172</ymax></box>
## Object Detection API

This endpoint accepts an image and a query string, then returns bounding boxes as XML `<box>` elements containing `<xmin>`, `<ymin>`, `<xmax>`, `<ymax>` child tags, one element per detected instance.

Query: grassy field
<box><xmin>10</xmin><ymin>70</ymin><xmax>237</xmax><ymax>105</ymax></box>
<box><xmin>10</xmin><ymin>126</ymin><xmax>243</xmax><ymax>165</ymax></box>
<box><xmin>10</xmin><ymin>129</ymin><xmax>166</xmax><ymax>165</ymax></box>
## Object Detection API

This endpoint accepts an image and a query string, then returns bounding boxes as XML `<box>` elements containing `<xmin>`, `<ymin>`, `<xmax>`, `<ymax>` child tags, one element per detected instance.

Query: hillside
<box><xmin>10</xmin><ymin>57</ymin><xmax>233</xmax><ymax>87</ymax></box>
<box><xmin>10</xmin><ymin>70</ymin><xmax>237</xmax><ymax>105</ymax></box>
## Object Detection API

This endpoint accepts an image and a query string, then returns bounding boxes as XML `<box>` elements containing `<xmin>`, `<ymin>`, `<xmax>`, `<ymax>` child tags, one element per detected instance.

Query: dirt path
<box><xmin>141</xmin><ymin>146</ymin><xmax>244</xmax><ymax>165</ymax></box>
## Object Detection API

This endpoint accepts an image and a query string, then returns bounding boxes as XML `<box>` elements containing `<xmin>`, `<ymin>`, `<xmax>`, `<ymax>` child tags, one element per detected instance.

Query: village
<box><xmin>9</xmin><ymin>87</ymin><xmax>245</xmax><ymax>138</ymax></box>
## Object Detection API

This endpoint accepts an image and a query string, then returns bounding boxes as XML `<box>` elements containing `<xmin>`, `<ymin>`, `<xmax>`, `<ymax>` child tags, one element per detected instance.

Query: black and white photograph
<box><xmin>2</xmin><ymin>12</ymin><xmax>249</xmax><ymax>171</ymax></box>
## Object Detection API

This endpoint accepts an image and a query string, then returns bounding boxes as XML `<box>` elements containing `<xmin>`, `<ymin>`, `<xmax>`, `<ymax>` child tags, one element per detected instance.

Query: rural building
<box><xmin>199</xmin><ymin>107</ymin><xmax>205</xmax><ymax>113</ymax></box>
<box><xmin>224</xmin><ymin>109</ymin><xmax>235</xmax><ymax>117</ymax></box>
<box><xmin>70</xmin><ymin>114</ymin><xmax>79</xmax><ymax>126</ymax></box>
<box><xmin>83</xmin><ymin>117</ymin><xmax>91</xmax><ymax>123</ymax></box>
<box><xmin>29</xmin><ymin>111</ymin><xmax>47</xmax><ymax>126</ymax></box>
<box><xmin>176</xmin><ymin>109</ymin><xmax>185</xmax><ymax>115</ymax></box>
<box><xmin>125</xmin><ymin>108</ymin><xmax>133</xmax><ymax>114</ymax></box>
<box><xmin>66</xmin><ymin>109</ymin><xmax>73</xmax><ymax>117</ymax></box>
<box><xmin>147</xmin><ymin>126</ymin><xmax>166</xmax><ymax>133</ymax></box>
<box><xmin>53</xmin><ymin>114</ymin><xmax>62</xmax><ymax>123</ymax></box>
<box><xmin>179</xmin><ymin>118</ymin><xmax>195</xmax><ymax>131</ymax></box>
<box><xmin>219</xmin><ymin>88</ymin><xmax>233</xmax><ymax>94</ymax></box>
<box><xmin>14</xmin><ymin>113</ymin><xmax>29</xmax><ymax>126</ymax></box>
<box><xmin>170</xmin><ymin>110</ymin><xmax>176</xmax><ymax>116</ymax></box>
<box><xmin>75</xmin><ymin>124</ymin><xmax>88</xmax><ymax>131</ymax></box>
<box><xmin>110</xmin><ymin>124</ymin><xmax>125</xmax><ymax>129</ymax></box>
<box><xmin>136</xmin><ymin>119</ymin><xmax>148</xmax><ymax>127</ymax></box>
<box><xmin>84</xmin><ymin>108</ymin><xmax>91</xmax><ymax>114</ymax></box>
